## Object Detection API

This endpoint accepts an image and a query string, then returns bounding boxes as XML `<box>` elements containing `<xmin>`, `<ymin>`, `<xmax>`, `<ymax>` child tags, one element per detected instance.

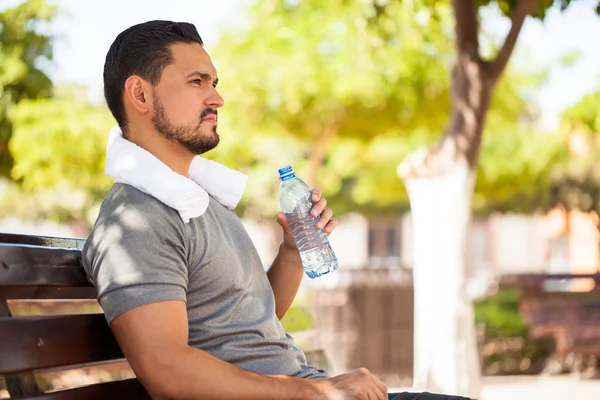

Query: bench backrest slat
<box><xmin>0</xmin><ymin>239</ymin><xmax>95</xmax><ymax>300</ymax></box>
<box><xmin>0</xmin><ymin>244</ymin><xmax>87</xmax><ymax>282</ymax></box>
<box><xmin>0</xmin><ymin>286</ymin><xmax>97</xmax><ymax>299</ymax></box>
<box><xmin>0</xmin><ymin>314</ymin><xmax>124</xmax><ymax>374</ymax></box>
<box><xmin>0</xmin><ymin>233</ymin><xmax>85</xmax><ymax>249</ymax></box>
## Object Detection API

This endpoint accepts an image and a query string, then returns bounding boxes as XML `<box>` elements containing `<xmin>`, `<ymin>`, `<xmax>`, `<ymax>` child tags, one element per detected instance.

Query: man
<box><xmin>83</xmin><ymin>20</ymin><xmax>469</xmax><ymax>400</ymax></box>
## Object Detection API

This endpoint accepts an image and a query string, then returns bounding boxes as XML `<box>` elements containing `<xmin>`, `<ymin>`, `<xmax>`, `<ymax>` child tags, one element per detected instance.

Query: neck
<box><xmin>126</xmin><ymin>125</ymin><xmax>195</xmax><ymax>177</ymax></box>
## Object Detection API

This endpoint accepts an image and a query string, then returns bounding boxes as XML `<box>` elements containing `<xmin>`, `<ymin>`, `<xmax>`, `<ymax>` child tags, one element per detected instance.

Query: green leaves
<box><xmin>0</xmin><ymin>0</ymin><xmax>55</xmax><ymax>176</ymax></box>
<box><xmin>5</xmin><ymin>85</ymin><xmax>116</xmax><ymax>223</ymax></box>
<box><xmin>4</xmin><ymin>0</ymin><xmax>598</xmax><ymax>224</ymax></box>
<box><xmin>211</xmin><ymin>0</ymin><xmax>455</xmax><ymax>216</ymax></box>
<box><xmin>210</xmin><ymin>0</ymin><xmax>558</xmax><ymax>217</ymax></box>
<box><xmin>10</xmin><ymin>86</ymin><xmax>113</xmax><ymax>193</ymax></box>
<box><xmin>543</xmin><ymin>91</ymin><xmax>600</xmax><ymax>215</ymax></box>
<box><xmin>477</xmin><ymin>0</ymin><xmax>600</xmax><ymax>20</ymax></box>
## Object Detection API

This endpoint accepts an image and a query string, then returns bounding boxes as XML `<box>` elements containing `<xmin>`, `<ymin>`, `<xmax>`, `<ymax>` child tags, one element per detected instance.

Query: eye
<box><xmin>190</xmin><ymin>79</ymin><xmax>202</xmax><ymax>85</ymax></box>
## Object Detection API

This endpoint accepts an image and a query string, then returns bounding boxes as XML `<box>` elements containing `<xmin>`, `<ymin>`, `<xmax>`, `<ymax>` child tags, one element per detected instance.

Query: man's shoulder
<box><xmin>86</xmin><ymin>183</ymin><xmax>185</xmax><ymax>247</ymax></box>
<box><xmin>99</xmin><ymin>183</ymin><xmax>179</xmax><ymax>220</ymax></box>
<box><xmin>83</xmin><ymin>183</ymin><xmax>188</xmax><ymax>266</ymax></box>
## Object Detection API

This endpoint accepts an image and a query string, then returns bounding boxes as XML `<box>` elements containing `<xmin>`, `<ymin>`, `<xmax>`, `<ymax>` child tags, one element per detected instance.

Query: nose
<box><xmin>206</xmin><ymin>86</ymin><xmax>225</xmax><ymax>109</ymax></box>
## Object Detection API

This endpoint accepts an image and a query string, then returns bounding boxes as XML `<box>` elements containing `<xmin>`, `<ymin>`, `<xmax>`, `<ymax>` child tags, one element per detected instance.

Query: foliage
<box><xmin>544</xmin><ymin>91</ymin><xmax>600</xmax><ymax>217</ymax></box>
<box><xmin>211</xmin><ymin>0</ymin><xmax>549</xmax><ymax>219</ymax></box>
<box><xmin>561</xmin><ymin>91</ymin><xmax>600</xmax><ymax>134</ymax></box>
<box><xmin>209</xmin><ymin>0</ymin><xmax>456</xmax><ymax>218</ymax></box>
<box><xmin>4</xmin><ymin>85</ymin><xmax>115</xmax><ymax>223</ymax></box>
<box><xmin>475</xmin><ymin>0</ymin><xmax>600</xmax><ymax>21</ymax></box>
<box><xmin>0</xmin><ymin>0</ymin><xmax>55</xmax><ymax>176</ymax></box>
<box><xmin>2</xmin><ymin>0</ymin><xmax>596</xmax><ymax>224</ymax></box>
<box><xmin>474</xmin><ymin>127</ymin><xmax>567</xmax><ymax>214</ymax></box>
<box><xmin>475</xmin><ymin>287</ymin><xmax>525</xmax><ymax>338</ymax></box>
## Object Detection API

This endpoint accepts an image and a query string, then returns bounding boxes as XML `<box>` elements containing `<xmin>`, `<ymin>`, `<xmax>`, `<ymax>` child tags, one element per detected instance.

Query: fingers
<box><xmin>329</xmin><ymin>368</ymin><xmax>387</xmax><ymax>400</ymax></box>
<box><xmin>311</xmin><ymin>189</ymin><xmax>321</xmax><ymax>203</ymax></box>
<box><xmin>323</xmin><ymin>215</ymin><xmax>338</xmax><ymax>235</ymax></box>
<box><xmin>277</xmin><ymin>212</ymin><xmax>291</xmax><ymax>233</ymax></box>
<box><xmin>311</xmin><ymin>195</ymin><xmax>327</xmax><ymax>218</ymax></box>
<box><xmin>373</xmin><ymin>379</ymin><xmax>387</xmax><ymax>400</ymax></box>
<box><xmin>315</xmin><ymin>208</ymin><xmax>338</xmax><ymax>235</ymax></box>
<box><xmin>369</xmin><ymin>372</ymin><xmax>387</xmax><ymax>400</ymax></box>
<box><xmin>361</xmin><ymin>368</ymin><xmax>387</xmax><ymax>400</ymax></box>
<box><xmin>315</xmin><ymin>207</ymin><xmax>333</xmax><ymax>229</ymax></box>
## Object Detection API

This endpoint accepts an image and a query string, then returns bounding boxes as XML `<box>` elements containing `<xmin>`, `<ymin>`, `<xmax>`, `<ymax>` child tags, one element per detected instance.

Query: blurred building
<box><xmin>243</xmin><ymin>209</ymin><xmax>599</xmax><ymax>278</ymax></box>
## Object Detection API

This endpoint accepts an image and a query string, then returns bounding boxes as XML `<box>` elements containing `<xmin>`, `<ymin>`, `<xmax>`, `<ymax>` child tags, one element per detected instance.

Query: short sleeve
<box><xmin>82</xmin><ymin>186</ymin><xmax>189</xmax><ymax>324</ymax></box>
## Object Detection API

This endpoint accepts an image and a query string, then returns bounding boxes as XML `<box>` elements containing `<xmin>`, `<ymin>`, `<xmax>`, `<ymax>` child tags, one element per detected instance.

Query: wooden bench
<box><xmin>507</xmin><ymin>273</ymin><xmax>600</xmax><ymax>360</ymax></box>
<box><xmin>0</xmin><ymin>232</ymin><xmax>332</xmax><ymax>399</ymax></box>
<box><xmin>0</xmin><ymin>232</ymin><xmax>150</xmax><ymax>399</ymax></box>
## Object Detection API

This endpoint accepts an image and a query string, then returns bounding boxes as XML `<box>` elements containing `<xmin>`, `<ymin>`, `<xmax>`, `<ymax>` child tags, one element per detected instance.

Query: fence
<box><xmin>306</xmin><ymin>268</ymin><xmax>414</xmax><ymax>385</ymax></box>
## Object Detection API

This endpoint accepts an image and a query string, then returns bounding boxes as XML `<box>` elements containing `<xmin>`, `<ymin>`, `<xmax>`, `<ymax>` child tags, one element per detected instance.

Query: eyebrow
<box><xmin>185</xmin><ymin>71</ymin><xmax>218</xmax><ymax>86</ymax></box>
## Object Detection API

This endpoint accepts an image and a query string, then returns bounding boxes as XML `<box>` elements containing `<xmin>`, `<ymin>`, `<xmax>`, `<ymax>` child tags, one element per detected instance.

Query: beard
<box><xmin>151</xmin><ymin>93</ymin><xmax>220</xmax><ymax>155</ymax></box>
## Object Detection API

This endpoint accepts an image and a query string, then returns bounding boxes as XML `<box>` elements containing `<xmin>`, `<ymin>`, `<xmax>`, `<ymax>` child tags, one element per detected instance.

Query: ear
<box><xmin>124</xmin><ymin>76</ymin><xmax>152</xmax><ymax>115</ymax></box>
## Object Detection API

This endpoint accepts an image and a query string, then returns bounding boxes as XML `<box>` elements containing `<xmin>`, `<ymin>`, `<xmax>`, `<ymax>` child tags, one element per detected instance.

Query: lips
<box><xmin>200</xmin><ymin>108</ymin><xmax>218</xmax><ymax>124</ymax></box>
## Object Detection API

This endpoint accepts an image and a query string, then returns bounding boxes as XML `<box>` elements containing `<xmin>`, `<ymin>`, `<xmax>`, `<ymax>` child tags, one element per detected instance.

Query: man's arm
<box><xmin>112</xmin><ymin>300</ymin><xmax>388</xmax><ymax>400</ymax></box>
<box><xmin>267</xmin><ymin>190</ymin><xmax>338</xmax><ymax>319</ymax></box>
<box><xmin>267</xmin><ymin>241</ymin><xmax>305</xmax><ymax>320</ymax></box>
<box><xmin>111</xmin><ymin>300</ymin><xmax>325</xmax><ymax>400</ymax></box>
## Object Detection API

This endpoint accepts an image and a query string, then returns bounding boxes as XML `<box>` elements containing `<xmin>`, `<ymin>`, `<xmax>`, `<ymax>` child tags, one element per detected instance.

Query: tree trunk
<box><xmin>399</xmin><ymin>56</ymin><xmax>492</xmax><ymax>399</ymax></box>
<box><xmin>397</xmin><ymin>0</ymin><xmax>538</xmax><ymax>395</ymax></box>
<box><xmin>405</xmin><ymin>164</ymin><xmax>481</xmax><ymax>397</ymax></box>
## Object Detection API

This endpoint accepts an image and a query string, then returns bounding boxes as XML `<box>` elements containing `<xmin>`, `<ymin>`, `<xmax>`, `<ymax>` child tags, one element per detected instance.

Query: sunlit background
<box><xmin>1</xmin><ymin>0</ymin><xmax>600</xmax><ymax>399</ymax></box>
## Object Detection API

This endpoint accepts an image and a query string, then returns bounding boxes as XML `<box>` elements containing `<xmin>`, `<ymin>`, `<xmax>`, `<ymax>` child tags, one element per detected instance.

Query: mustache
<box><xmin>200</xmin><ymin>108</ymin><xmax>218</xmax><ymax>122</ymax></box>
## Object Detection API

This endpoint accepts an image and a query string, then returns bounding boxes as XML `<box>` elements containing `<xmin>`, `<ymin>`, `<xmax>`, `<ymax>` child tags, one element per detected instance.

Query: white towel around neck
<box><xmin>105</xmin><ymin>126</ymin><xmax>248</xmax><ymax>223</ymax></box>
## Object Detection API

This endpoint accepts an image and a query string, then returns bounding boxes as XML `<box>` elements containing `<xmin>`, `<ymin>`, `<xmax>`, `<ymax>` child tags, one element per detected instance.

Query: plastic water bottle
<box><xmin>278</xmin><ymin>165</ymin><xmax>339</xmax><ymax>278</ymax></box>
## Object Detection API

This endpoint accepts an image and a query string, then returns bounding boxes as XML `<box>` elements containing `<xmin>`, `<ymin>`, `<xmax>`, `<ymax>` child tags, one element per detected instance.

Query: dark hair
<box><xmin>103</xmin><ymin>20</ymin><xmax>203</xmax><ymax>131</ymax></box>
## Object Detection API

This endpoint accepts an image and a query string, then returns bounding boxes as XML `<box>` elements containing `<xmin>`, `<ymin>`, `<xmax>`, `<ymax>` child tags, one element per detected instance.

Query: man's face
<box><xmin>151</xmin><ymin>42</ymin><xmax>224</xmax><ymax>155</ymax></box>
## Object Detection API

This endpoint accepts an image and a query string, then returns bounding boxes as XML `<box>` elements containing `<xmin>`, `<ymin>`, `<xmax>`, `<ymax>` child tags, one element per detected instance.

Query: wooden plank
<box><xmin>0</xmin><ymin>244</ymin><xmax>92</xmax><ymax>299</ymax></box>
<box><xmin>0</xmin><ymin>233</ymin><xmax>85</xmax><ymax>249</ymax></box>
<box><xmin>0</xmin><ymin>244</ymin><xmax>86</xmax><ymax>283</ymax></box>
<box><xmin>19</xmin><ymin>378</ymin><xmax>150</xmax><ymax>400</ymax></box>
<box><xmin>0</xmin><ymin>314</ymin><xmax>124</xmax><ymax>374</ymax></box>
<box><xmin>1</xmin><ymin>299</ymin><xmax>43</xmax><ymax>397</ymax></box>
<box><xmin>508</xmin><ymin>273</ymin><xmax>600</xmax><ymax>293</ymax></box>
<box><xmin>0</xmin><ymin>286</ymin><xmax>97</xmax><ymax>300</ymax></box>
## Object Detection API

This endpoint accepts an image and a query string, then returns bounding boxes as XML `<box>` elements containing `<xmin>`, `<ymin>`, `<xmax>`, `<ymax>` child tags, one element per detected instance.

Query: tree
<box><xmin>395</xmin><ymin>0</ymin><xmax>600</xmax><ymax>396</ymax></box>
<box><xmin>212</xmin><ymin>0</ymin><xmax>544</xmax><ymax>221</ymax></box>
<box><xmin>4</xmin><ymin>85</ymin><xmax>115</xmax><ymax>223</ymax></box>
<box><xmin>211</xmin><ymin>0</ymin><xmax>456</xmax><ymax>219</ymax></box>
<box><xmin>0</xmin><ymin>0</ymin><xmax>55</xmax><ymax>176</ymax></box>
<box><xmin>210</xmin><ymin>3</ymin><xmax>574</xmax><ymax>396</ymax></box>
<box><xmin>3</xmin><ymin>0</ymin><xmax>551</xmax><ymax>229</ymax></box>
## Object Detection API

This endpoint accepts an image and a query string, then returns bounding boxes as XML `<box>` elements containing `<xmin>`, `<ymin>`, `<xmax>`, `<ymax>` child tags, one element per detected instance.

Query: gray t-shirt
<box><xmin>82</xmin><ymin>183</ymin><xmax>326</xmax><ymax>379</ymax></box>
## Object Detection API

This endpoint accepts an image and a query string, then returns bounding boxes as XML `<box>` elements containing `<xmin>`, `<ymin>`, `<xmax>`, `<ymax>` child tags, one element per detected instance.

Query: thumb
<box><xmin>277</xmin><ymin>212</ymin><xmax>291</xmax><ymax>234</ymax></box>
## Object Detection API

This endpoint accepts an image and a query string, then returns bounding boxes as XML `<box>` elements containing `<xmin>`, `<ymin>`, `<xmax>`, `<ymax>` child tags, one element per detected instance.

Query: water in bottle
<box><xmin>278</xmin><ymin>165</ymin><xmax>339</xmax><ymax>278</ymax></box>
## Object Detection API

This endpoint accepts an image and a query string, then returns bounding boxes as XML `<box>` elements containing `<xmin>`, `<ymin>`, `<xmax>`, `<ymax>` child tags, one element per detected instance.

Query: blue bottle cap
<box><xmin>278</xmin><ymin>165</ymin><xmax>295</xmax><ymax>180</ymax></box>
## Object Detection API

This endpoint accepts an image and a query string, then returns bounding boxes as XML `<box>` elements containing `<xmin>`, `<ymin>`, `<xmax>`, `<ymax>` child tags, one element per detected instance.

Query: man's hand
<box><xmin>277</xmin><ymin>189</ymin><xmax>339</xmax><ymax>251</ymax></box>
<box><xmin>269</xmin><ymin>189</ymin><xmax>339</xmax><ymax>319</ymax></box>
<box><xmin>326</xmin><ymin>368</ymin><xmax>388</xmax><ymax>400</ymax></box>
